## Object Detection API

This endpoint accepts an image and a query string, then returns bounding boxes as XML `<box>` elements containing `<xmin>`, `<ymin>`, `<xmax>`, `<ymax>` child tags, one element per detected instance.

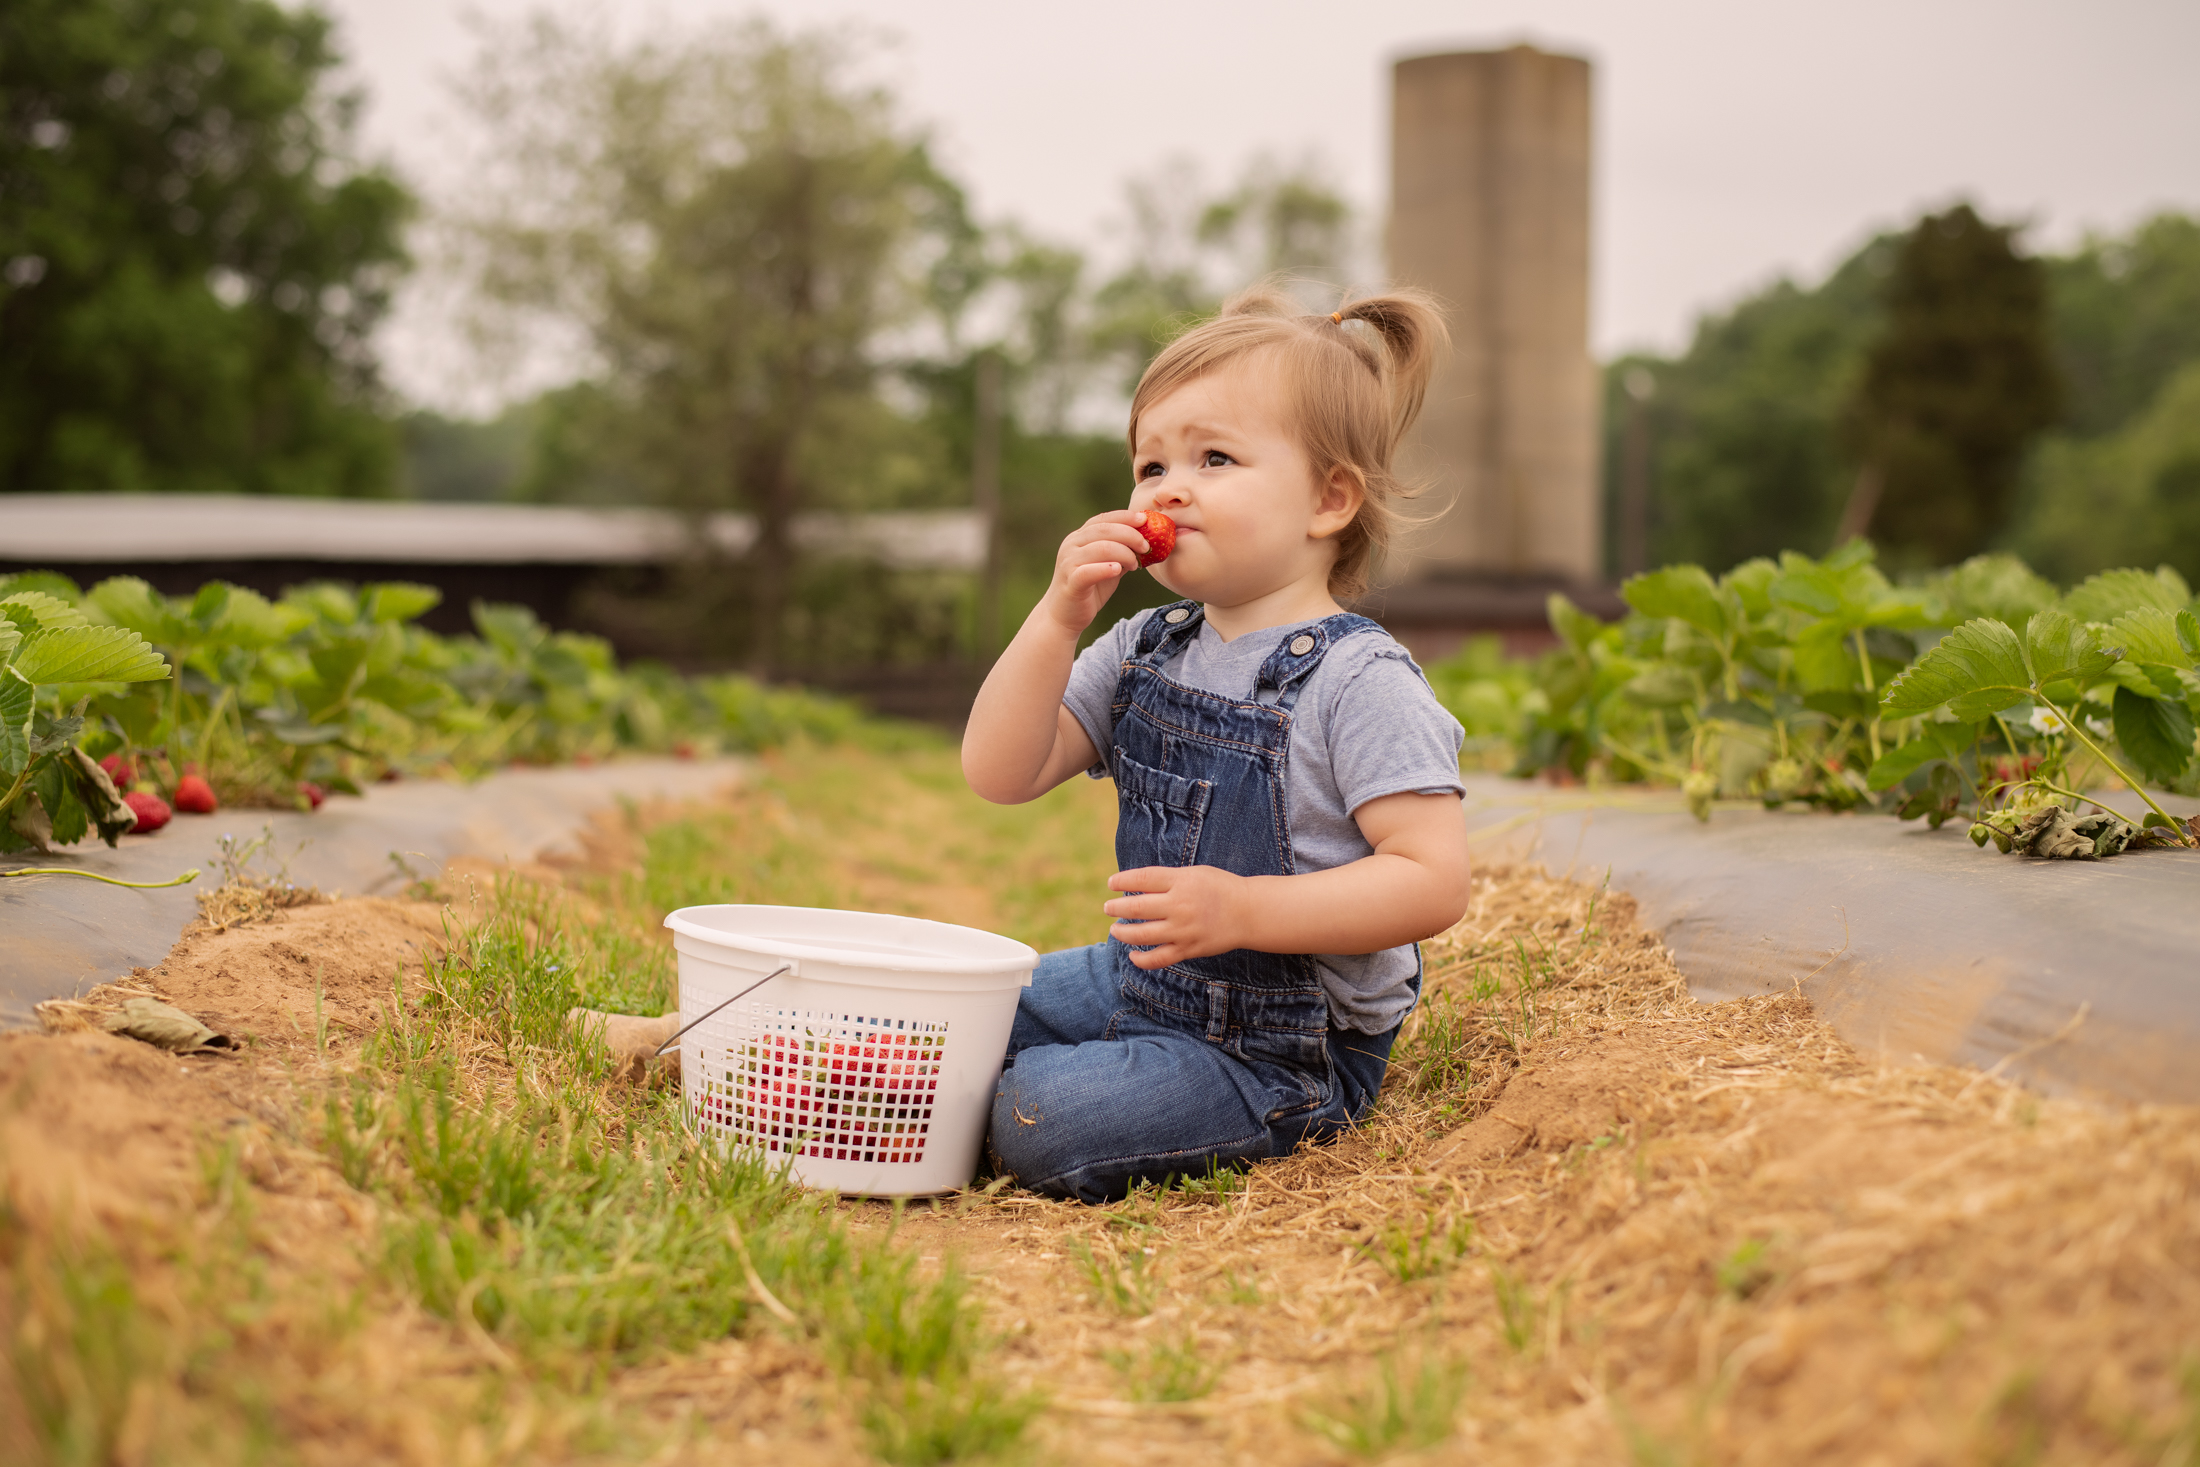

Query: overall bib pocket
<box><xmin>1111</xmin><ymin>746</ymin><xmax>1212</xmax><ymax>870</ymax></box>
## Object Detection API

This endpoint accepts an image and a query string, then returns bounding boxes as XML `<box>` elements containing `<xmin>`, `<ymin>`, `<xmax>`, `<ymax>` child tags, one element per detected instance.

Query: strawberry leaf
<box><xmin>2022</xmin><ymin>609</ymin><xmax>2121</xmax><ymax>688</ymax></box>
<box><xmin>1865</xmin><ymin>738</ymin><xmax>1944</xmax><ymax>791</ymax></box>
<box><xmin>31</xmin><ymin>757</ymin><xmax>88</xmax><ymax>847</ymax></box>
<box><xmin>366</xmin><ymin>582</ymin><xmax>443</xmax><ymax>624</ymax></box>
<box><xmin>2061</xmin><ymin>566</ymin><xmax>2192</xmax><ymax>624</ymax></box>
<box><xmin>85</xmin><ymin>576</ymin><xmax>193</xmax><ymax>646</ymax></box>
<box><xmin>2111</xmin><ymin>684</ymin><xmax>2196</xmax><ymax>785</ymax></box>
<box><xmin>1789</xmin><ymin>622</ymin><xmax>1857</xmax><ymax>692</ymax></box>
<box><xmin>1621</xmin><ymin>566</ymin><xmax>1729</xmax><ymax>638</ymax></box>
<box><xmin>0</xmin><ymin>669</ymin><xmax>30</xmax><ymax>778</ymax></box>
<box><xmin>27</xmin><ymin>708</ymin><xmax>84</xmax><ymax>756</ymax></box>
<box><xmin>11</xmin><ymin>626</ymin><xmax>170</xmax><ymax>686</ymax></box>
<box><xmin>1545</xmin><ymin>594</ymin><xmax>1607</xmax><ymax>659</ymax></box>
<box><xmin>1880</xmin><ymin>618</ymin><xmax>2032</xmax><ymax>720</ymax></box>
<box><xmin>0</xmin><ymin>590</ymin><xmax>87</xmax><ymax>629</ymax></box>
<box><xmin>64</xmin><ymin>746</ymin><xmax>135</xmax><ymax>847</ymax></box>
<box><xmin>1769</xmin><ymin>548</ymin><xmax>1926</xmax><ymax>629</ymax></box>
<box><xmin>2111</xmin><ymin>608</ymin><xmax>2199</xmax><ymax>672</ymax></box>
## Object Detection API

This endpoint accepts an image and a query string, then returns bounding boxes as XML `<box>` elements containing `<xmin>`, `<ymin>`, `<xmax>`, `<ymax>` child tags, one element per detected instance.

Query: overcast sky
<box><xmin>319</xmin><ymin>0</ymin><xmax>2200</xmax><ymax>415</ymax></box>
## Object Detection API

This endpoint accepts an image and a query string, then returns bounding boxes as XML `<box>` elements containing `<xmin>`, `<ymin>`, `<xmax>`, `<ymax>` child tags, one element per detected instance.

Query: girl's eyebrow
<box><xmin>1134</xmin><ymin>418</ymin><xmax>1246</xmax><ymax>454</ymax></box>
<box><xmin>1174</xmin><ymin>418</ymin><xmax>1243</xmax><ymax>440</ymax></box>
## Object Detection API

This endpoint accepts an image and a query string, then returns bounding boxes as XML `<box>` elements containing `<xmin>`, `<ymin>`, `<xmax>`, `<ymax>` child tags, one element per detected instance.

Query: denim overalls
<box><xmin>988</xmin><ymin>602</ymin><xmax>1412</xmax><ymax>1202</ymax></box>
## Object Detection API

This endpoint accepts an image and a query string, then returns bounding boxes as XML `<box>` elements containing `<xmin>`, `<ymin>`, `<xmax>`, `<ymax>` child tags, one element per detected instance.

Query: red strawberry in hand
<box><xmin>1134</xmin><ymin>510</ymin><xmax>1176</xmax><ymax>569</ymax></box>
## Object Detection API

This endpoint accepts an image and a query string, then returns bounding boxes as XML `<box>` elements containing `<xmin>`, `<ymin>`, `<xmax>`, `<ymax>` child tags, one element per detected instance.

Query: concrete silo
<box><xmin>1376</xmin><ymin>45</ymin><xmax>1612</xmax><ymax>654</ymax></box>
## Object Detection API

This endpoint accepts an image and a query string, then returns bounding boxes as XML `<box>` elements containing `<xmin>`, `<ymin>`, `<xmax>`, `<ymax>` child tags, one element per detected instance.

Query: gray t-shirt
<box><xmin>1063</xmin><ymin>608</ymin><xmax>1466</xmax><ymax>1033</ymax></box>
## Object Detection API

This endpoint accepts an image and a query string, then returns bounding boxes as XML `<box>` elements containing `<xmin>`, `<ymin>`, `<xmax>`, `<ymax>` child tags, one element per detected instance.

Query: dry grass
<box><xmin>887</xmin><ymin>865</ymin><xmax>2200</xmax><ymax>1466</ymax></box>
<box><xmin>5</xmin><ymin>742</ymin><xmax>2198</xmax><ymax>1465</ymax></box>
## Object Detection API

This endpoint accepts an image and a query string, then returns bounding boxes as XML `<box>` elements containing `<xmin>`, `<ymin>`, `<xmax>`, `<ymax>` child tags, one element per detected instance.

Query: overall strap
<box><xmin>1129</xmin><ymin>601</ymin><xmax>1207</xmax><ymax>664</ymax></box>
<box><xmin>1254</xmin><ymin>613</ymin><xmax>1389</xmax><ymax>712</ymax></box>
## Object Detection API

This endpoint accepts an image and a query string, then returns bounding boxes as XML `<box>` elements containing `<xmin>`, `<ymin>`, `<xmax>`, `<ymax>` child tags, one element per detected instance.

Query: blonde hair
<box><xmin>1126</xmin><ymin>281</ymin><xmax>1449</xmax><ymax>598</ymax></box>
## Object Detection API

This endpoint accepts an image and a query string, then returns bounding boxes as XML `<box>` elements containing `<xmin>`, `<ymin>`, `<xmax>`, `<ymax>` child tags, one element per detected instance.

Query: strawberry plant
<box><xmin>0</xmin><ymin>583</ymin><xmax>170</xmax><ymax>851</ymax></box>
<box><xmin>0</xmin><ymin>570</ymin><xmax>875</xmax><ymax>852</ymax></box>
<box><xmin>1875</xmin><ymin>569</ymin><xmax>2199</xmax><ymax>851</ymax></box>
<box><xmin>1493</xmin><ymin>543</ymin><xmax>1938</xmax><ymax>816</ymax></box>
<box><xmin>1425</xmin><ymin>548</ymin><xmax>2200</xmax><ymax>857</ymax></box>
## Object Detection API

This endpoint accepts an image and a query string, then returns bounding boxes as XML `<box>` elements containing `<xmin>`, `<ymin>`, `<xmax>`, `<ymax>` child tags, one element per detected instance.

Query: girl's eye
<box><xmin>1203</xmin><ymin>450</ymin><xmax>1234</xmax><ymax>468</ymax></box>
<box><xmin>1138</xmin><ymin>461</ymin><xmax>1164</xmax><ymax>479</ymax></box>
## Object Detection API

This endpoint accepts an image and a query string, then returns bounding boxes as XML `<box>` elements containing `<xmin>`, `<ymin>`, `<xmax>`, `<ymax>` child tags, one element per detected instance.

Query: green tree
<box><xmin>2044</xmin><ymin>212</ymin><xmax>2200</xmax><ymax>437</ymax></box>
<box><xmin>1608</xmin><ymin>236</ymin><xmax>1894</xmax><ymax>573</ymax></box>
<box><xmin>0</xmin><ymin>0</ymin><xmax>411</xmax><ymax>496</ymax></box>
<box><xmin>1842</xmin><ymin>204</ymin><xmax>2061</xmax><ymax>565</ymax></box>
<box><xmin>2006</xmin><ymin>212</ymin><xmax>2200</xmax><ymax>581</ymax></box>
<box><xmin>454</xmin><ymin>15</ymin><xmax>977</xmax><ymax>671</ymax></box>
<box><xmin>1602</xmin><ymin>209</ymin><xmax>2200</xmax><ymax>580</ymax></box>
<box><xmin>2011</xmin><ymin>362</ymin><xmax>2200</xmax><ymax>585</ymax></box>
<box><xmin>1087</xmin><ymin>157</ymin><xmax>1355</xmax><ymax>389</ymax></box>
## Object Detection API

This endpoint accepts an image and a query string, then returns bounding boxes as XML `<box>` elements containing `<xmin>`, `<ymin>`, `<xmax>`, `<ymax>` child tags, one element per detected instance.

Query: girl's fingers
<box><xmin>1068</xmin><ymin>522</ymin><xmax>1148</xmax><ymax>555</ymax></box>
<box><xmin>1107</xmin><ymin>866</ymin><xmax>1177</xmax><ymax>892</ymax></box>
<box><xmin>1110</xmin><ymin>923</ymin><xmax>1186</xmax><ymax>955</ymax></box>
<box><xmin>1061</xmin><ymin>541</ymin><xmax>1138</xmax><ymax>579</ymax></box>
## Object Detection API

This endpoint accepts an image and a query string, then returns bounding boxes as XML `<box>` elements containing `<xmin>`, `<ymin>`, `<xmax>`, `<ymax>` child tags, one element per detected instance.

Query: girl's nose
<box><xmin>1149</xmin><ymin>474</ymin><xmax>1191</xmax><ymax>509</ymax></box>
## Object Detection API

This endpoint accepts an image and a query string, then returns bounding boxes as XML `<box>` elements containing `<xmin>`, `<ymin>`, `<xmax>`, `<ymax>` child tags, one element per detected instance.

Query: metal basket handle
<box><xmin>653</xmin><ymin>963</ymin><xmax>792</xmax><ymax>1057</ymax></box>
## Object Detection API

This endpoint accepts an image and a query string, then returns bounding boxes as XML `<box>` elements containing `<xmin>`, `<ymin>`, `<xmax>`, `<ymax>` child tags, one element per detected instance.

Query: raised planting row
<box><xmin>1423</xmin><ymin>546</ymin><xmax>2200</xmax><ymax>859</ymax></box>
<box><xmin>0</xmin><ymin>570</ymin><xmax>873</xmax><ymax>856</ymax></box>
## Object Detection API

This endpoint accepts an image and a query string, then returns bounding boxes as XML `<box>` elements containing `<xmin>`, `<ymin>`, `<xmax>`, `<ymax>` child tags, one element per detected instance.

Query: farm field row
<box><xmin>5</xmin><ymin>741</ymin><xmax>2193</xmax><ymax>1465</ymax></box>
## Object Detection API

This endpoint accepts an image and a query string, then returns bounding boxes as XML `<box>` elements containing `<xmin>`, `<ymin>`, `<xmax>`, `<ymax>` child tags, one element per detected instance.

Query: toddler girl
<box><xmin>961</xmin><ymin>284</ymin><xmax>1472</xmax><ymax>1202</ymax></box>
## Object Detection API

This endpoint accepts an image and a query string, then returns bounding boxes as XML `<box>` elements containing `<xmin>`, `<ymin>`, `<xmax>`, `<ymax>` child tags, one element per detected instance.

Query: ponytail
<box><xmin>1332</xmin><ymin>291</ymin><xmax>1447</xmax><ymax>453</ymax></box>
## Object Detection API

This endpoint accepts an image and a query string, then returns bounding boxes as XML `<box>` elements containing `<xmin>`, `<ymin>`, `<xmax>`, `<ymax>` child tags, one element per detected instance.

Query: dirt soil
<box><xmin>3</xmin><ymin>796</ymin><xmax>2196</xmax><ymax>1465</ymax></box>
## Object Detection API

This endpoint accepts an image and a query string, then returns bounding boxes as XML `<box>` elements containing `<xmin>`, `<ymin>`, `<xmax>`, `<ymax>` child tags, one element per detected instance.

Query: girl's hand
<box><xmin>1042</xmin><ymin>511</ymin><xmax>1151</xmax><ymax>637</ymax></box>
<box><xmin>1103</xmin><ymin>865</ymin><xmax>1249</xmax><ymax>969</ymax></box>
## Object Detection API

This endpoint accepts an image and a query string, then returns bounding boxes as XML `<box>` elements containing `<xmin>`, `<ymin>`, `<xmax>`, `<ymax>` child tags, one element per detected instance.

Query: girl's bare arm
<box><xmin>1100</xmin><ymin>791</ymin><xmax>1471</xmax><ymax>967</ymax></box>
<box><xmin>962</xmin><ymin>511</ymin><xmax>1150</xmax><ymax>805</ymax></box>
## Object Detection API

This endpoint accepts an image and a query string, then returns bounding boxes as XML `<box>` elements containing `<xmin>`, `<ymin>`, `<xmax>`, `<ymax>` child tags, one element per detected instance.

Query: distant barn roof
<box><xmin>0</xmin><ymin>494</ymin><xmax>983</xmax><ymax>571</ymax></box>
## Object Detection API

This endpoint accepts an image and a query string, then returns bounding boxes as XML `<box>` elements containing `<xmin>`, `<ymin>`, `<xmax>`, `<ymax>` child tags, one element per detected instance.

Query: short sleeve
<box><xmin>1062</xmin><ymin>612</ymin><xmax>1146</xmax><ymax>779</ymax></box>
<box><xmin>1324</xmin><ymin>646</ymin><xmax>1467</xmax><ymax>814</ymax></box>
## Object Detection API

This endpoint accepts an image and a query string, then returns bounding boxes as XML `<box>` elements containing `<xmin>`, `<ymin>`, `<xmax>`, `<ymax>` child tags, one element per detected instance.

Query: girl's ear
<box><xmin>1310</xmin><ymin>464</ymin><xmax>1366</xmax><ymax>541</ymax></box>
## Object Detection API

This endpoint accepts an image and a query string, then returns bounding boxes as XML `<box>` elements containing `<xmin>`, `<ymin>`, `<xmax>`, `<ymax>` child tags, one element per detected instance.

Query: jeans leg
<box><xmin>1004</xmin><ymin>942</ymin><xmax>1127</xmax><ymax>1061</ymax></box>
<box><xmin>1327</xmin><ymin>1023</ymin><xmax>1400</xmax><ymax>1124</ymax></box>
<box><xmin>991</xmin><ymin>1014</ymin><xmax>1291</xmax><ymax>1202</ymax></box>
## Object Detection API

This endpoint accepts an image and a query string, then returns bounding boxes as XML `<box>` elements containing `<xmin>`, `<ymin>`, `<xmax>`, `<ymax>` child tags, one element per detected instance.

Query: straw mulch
<box><xmin>8</xmin><ymin>814</ymin><xmax>2193</xmax><ymax>1465</ymax></box>
<box><xmin>889</xmin><ymin>864</ymin><xmax>2200</xmax><ymax>1466</ymax></box>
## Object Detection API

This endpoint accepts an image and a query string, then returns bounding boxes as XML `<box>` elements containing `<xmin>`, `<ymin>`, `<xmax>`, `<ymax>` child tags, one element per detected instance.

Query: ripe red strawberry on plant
<box><xmin>173</xmin><ymin>774</ymin><xmax>218</xmax><ymax>814</ymax></box>
<box><xmin>1134</xmin><ymin>510</ymin><xmax>1176</xmax><ymax>568</ymax></box>
<box><xmin>99</xmin><ymin>753</ymin><xmax>137</xmax><ymax>787</ymax></box>
<box><xmin>298</xmin><ymin>782</ymin><xmax>326</xmax><ymax>810</ymax></box>
<box><xmin>123</xmin><ymin>792</ymin><xmax>171</xmax><ymax>833</ymax></box>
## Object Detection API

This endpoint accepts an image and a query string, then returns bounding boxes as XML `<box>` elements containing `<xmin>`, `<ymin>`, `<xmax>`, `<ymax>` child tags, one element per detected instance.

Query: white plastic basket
<box><xmin>664</xmin><ymin>904</ymin><xmax>1037</xmax><ymax>1198</ymax></box>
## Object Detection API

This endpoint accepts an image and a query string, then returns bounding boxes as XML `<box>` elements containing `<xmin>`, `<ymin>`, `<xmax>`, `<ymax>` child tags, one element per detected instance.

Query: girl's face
<box><xmin>1128</xmin><ymin>355</ymin><xmax>1362</xmax><ymax>610</ymax></box>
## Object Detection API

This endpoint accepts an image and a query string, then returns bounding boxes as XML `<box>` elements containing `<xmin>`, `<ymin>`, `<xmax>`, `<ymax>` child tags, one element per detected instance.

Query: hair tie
<box><xmin>1330</xmin><ymin>311</ymin><xmax>1344</xmax><ymax>324</ymax></box>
